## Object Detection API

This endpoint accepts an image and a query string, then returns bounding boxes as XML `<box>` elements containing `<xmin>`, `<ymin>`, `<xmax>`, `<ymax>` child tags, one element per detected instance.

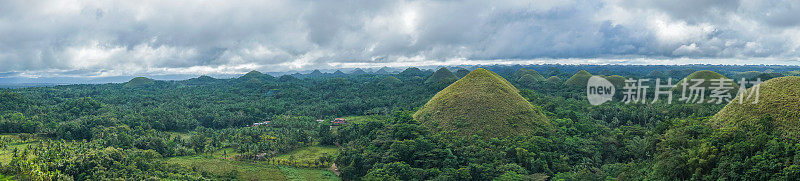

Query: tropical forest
<box><xmin>1</xmin><ymin>64</ymin><xmax>799</xmax><ymax>180</ymax></box>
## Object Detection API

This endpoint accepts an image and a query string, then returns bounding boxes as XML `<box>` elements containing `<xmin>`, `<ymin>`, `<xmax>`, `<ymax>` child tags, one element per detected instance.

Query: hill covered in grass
<box><xmin>564</xmin><ymin>70</ymin><xmax>592</xmax><ymax>86</ymax></box>
<box><xmin>123</xmin><ymin>77</ymin><xmax>155</xmax><ymax>88</ymax></box>
<box><xmin>517</xmin><ymin>74</ymin><xmax>540</xmax><ymax>87</ymax></box>
<box><xmin>425</xmin><ymin>68</ymin><xmax>458</xmax><ymax>85</ymax></box>
<box><xmin>378</xmin><ymin>76</ymin><xmax>402</xmax><ymax>86</ymax></box>
<box><xmin>454</xmin><ymin>68</ymin><xmax>470</xmax><ymax>78</ymax></box>
<box><xmin>547</xmin><ymin>76</ymin><xmax>562</xmax><ymax>84</ymax></box>
<box><xmin>413</xmin><ymin>68</ymin><xmax>550</xmax><ymax>138</ymax></box>
<box><xmin>711</xmin><ymin>76</ymin><xmax>800</xmax><ymax>137</ymax></box>
<box><xmin>399</xmin><ymin>67</ymin><xmax>428</xmax><ymax>77</ymax></box>
<box><xmin>604</xmin><ymin>75</ymin><xmax>626</xmax><ymax>88</ymax></box>
<box><xmin>514</xmin><ymin>68</ymin><xmax>546</xmax><ymax>82</ymax></box>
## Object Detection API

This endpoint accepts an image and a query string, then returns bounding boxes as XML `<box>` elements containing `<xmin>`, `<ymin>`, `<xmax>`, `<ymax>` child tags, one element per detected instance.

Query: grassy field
<box><xmin>342</xmin><ymin>115</ymin><xmax>389</xmax><ymax>124</ymax></box>
<box><xmin>277</xmin><ymin>146</ymin><xmax>338</xmax><ymax>164</ymax></box>
<box><xmin>0</xmin><ymin>134</ymin><xmax>33</xmax><ymax>164</ymax></box>
<box><xmin>165</xmin><ymin>155</ymin><xmax>339</xmax><ymax>181</ymax></box>
<box><xmin>279</xmin><ymin>166</ymin><xmax>339</xmax><ymax>181</ymax></box>
<box><xmin>0</xmin><ymin>174</ymin><xmax>14</xmax><ymax>180</ymax></box>
<box><xmin>0</xmin><ymin>133</ymin><xmax>341</xmax><ymax>181</ymax></box>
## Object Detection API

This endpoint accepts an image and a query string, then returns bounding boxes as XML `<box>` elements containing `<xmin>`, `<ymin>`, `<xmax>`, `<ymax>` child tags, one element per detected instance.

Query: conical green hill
<box><xmin>124</xmin><ymin>77</ymin><xmax>155</xmax><ymax>88</ymax></box>
<box><xmin>671</xmin><ymin>70</ymin><xmax>738</xmax><ymax>91</ymax></box>
<box><xmin>399</xmin><ymin>67</ymin><xmax>427</xmax><ymax>77</ymax></box>
<box><xmin>278</xmin><ymin>75</ymin><xmax>299</xmax><ymax>82</ymax></box>
<box><xmin>351</xmin><ymin>68</ymin><xmax>367</xmax><ymax>75</ymax></box>
<box><xmin>243</xmin><ymin>78</ymin><xmax>263</xmax><ymax>88</ymax></box>
<box><xmin>413</xmin><ymin>68</ymin><xmax>550</xmax><ymax>138</ymax></box>
<box><xmin>375</xmin><ymin>67</ymin><xmax>391</xmax><ymax>74</ymax></box>
<box><xmin>333</xmin><ymin>70</ymin><xmax>347</xmax><ymax>76</ymax></box>
<box><xmin>309</xmin><ymin>70</ymin><xmax>324</xmax><ymax>77</ymax></box>
<box><xmin>425</xmin><ymin>68</ymin><xmax>459</xmax><ymax>85</ymax></box>
<box><xmin>547</xmin><ymin>76</ymin><xmax>562</xmax><ymax>84</ymax></box>
<box><xmin>711</xmin><ymin>76</ymin><xmax>800</xmax><ymax>137</ymax></box>
<box><xmin>183</xmin><ymin>75</ymin><xmax>217</xmax><ymax>85</ymax></box>
<box><xmin>242</xmin><ymin>70</ymin><xmax>263</xmax><ymax>78</ymax></box>
<box><xmin>517</xmin><ymin>74</ymin><xmax>540</xmax><ymax>88</ymax></box>
<box><xmin>378</xmin><ymin>76</ymin><xmax>402</xmax><ymax>86</ymax></box>
<box><xmin>195</xmin><ymin>75</ymin><xmax>216</xmax><ymax>81</ymax></box>
<box><xmin>648</xmin><ymin>70</ymin><xmax>665</xmax><ymax>78</ymax></box>
<box><xmin>239</xmin><ymin>70</ymin><xmax>274</xmax><ymax>80</ymax></box>
<box><xmin>564</xmin><ymin>70</ymin><xmax>593</xmax><ymax>86</ymax></box>
<box><xmin>604</xmin><ymin>75</ymin><xmax>627</xmax><ymax>89</ymax></box>
<box><xmin>455</xmin><ymin>68</ymin><xmax>470</xmax><ymax>78</ymax></box>
<box><xmin>514</xmin><ymin>68</ymin><xmax>546</xmax><ymax>81</ymax></box>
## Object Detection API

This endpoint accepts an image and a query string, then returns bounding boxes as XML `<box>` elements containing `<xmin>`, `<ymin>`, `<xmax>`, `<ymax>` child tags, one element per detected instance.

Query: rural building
<box><xmin>331</xmin><ymin>118</ymin><xmax>347</xmax><ymax>125</ymax></box>
<box><xmin>251</xmin><ymin>121</ymin><xmax>271</xmax><ymax>127</ymax></box>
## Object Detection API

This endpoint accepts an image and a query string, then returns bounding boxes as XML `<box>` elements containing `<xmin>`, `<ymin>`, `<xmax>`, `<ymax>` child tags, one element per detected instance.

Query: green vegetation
<box><xmin>564</xmin><ymin>70</ymin><xmax>592</xmax><ymax>86</ymax></box>
<box><xmin>547</xmin><ymin>76</ymin><xmax>562</xmax><ymax>84</ymax></box>
<box><xmin>277</xmin><ymin>146</ymin><xmax>338</xmax><ymax>164</ymax></box>
<box><xmin>454</xmin><ymin>68</ymin><xmax>470</xmax><ymax>78</ymax></box>
<box><xmin>711</xmin><ymin>76</ymin><xmax>800</xmax><ymax>137</ymax></box>
<box><xmin>398</xmin><ymin>67</ymin><xmax>428</xmax><ymax>77</ymax></box>
<box><xmin>375</xmin><ymin>67</ymin><xmax>392</xmax><ymax>74</ymax></box>
<box><xmin>0</xmin><ymin>65</ymin><xmax>798</xmax><ymax>180</ymax></box>
<box><xmin>351</xmin><ymin>68</ymin><xmax>367</xmax><ymax>75</ymax></box>
<box><xmin>517</xmin><ymin>74</ymin><xmax>540</xmax><ymax>88</ymax></box>
<box><xmin>166</xmin><ymin>155</ymin><xmax>288</xmax><ymax>180</ymax></box>
<box><xmin>241</xmin><ymin>70</ymin><xmax>268</xmax><ymax>79</ymax></box>
<box><xmin>279</xmin><ymin>166</ymin><xmax>340</xmax><ymax>181</ymax></box>
<box><xmin>123</xmin><ymin>77</ymin><xmax>154</xmax><ymax>88</ymax></box>
<box><xmin>648</xmin><ymin>70</ymin><xmax>665</xmax><ymax>78</ymax></box>
<box><xmin>413</xmin><ymin>68</ymin><xmax>550</xmax><ymax>138</ymax></box>
<box><xmin>604</xmin><ymin>75</ymin><xmax>627</xmax><ymax>88</ymax></box>
<box><xmin>165</xmin><ymin>155</ymin><xmax>338</xmax><ymax>181</ymax></box>
<box><xmin>378</xmin><ymin>76</ymin><xmax>402</xmax><ymax>86</ymax></box>
<box><xmin>425</xmin><ymin>67</ymin><xmax>459</xmax><ymax>87</ymax></box>
<box><xmin>514</xmin><ymin>68</ymin><xmax>546</xmax><ymax>82</ymax></box>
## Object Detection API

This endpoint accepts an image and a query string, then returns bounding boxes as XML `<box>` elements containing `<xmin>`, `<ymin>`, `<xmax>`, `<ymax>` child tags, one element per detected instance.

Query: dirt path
<box><xmin>330</xmin><ymin>163</ymin><xmax>340</xmax><ymax>176</ymax></box>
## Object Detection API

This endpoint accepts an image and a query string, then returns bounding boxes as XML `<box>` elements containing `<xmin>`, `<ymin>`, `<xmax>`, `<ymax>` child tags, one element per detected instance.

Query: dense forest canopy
<box><xmin>0</xmin><ymin>64</ymin><xmax>798</xmax><ymax>180</ymax></box>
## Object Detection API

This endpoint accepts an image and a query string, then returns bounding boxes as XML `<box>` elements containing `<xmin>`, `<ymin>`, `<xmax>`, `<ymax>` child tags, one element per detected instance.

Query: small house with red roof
<box><xmin>331</xmin><ymin>118</ymin><xmax>347</xmax><ymax>125</ymax></box>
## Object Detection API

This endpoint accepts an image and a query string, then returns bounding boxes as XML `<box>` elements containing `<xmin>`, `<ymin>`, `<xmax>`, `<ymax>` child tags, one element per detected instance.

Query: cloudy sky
<box><xmin>1</xmin><ymin>0</ymin><xmax>799</xmax><ymax>78</ymax></box>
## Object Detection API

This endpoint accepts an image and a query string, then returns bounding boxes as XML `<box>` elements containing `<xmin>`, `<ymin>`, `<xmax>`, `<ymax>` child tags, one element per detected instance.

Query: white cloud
<box><xmin>0</xmin><ymin>0</ymin><xmax>798</xmax><ymax>78</ymax></box>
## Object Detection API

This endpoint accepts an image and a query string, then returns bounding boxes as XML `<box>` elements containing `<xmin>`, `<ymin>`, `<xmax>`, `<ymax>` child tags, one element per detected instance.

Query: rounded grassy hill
<box><xmin>124</xmin><ymin>77</ymin><xmax>155</xmax><ymax>88</ymax></box>
<box><xmin>351</xmin><ymin>68</ymin><xmax>367</xmax><ymax>75</ymax></box>
<box><xmin>425</xmin><ymin>68</ymin><xmax>459</xmax><ymax>85</ymax></box>
<box><xmin>547</xmin><ymin>76</ymin><xmax>562</xmax><ymax>84</ymax></box>
<box><xmin>517</xmin><ymin>74</ymin><xmax>540</xmax><ymax>87</ymax></box>
<box><xmin>239</xmin><ymin>70</ymin><xmax>274</xmax><ymax>81</ymax></box>
<box><xmin>711</xmin><ymin>76</ymin><xmax>800</xmax><ymax>137</ymax></box>
<box><xmin>564</xmin><ymin>70</ymin><xmax>592</xmax><ymax>86</ymax></box>
<box><xmin>375</xmin><ymin>67</ymin><xmax>392</xmax><ymax>74</ymax></box>
<box><xmin>378</xmin><ymin>76</ymin><xmax>402</xmax><ymax>86</ymax></box>
<box><xmin>241</xmin><ymin>70</ymin><xmax>263</xmax><ymax>78</ymax></box>
<box><xmin>413</xmin><ymin>68</ymin><xmax>550</xmax><ymax>138</ymax></box>
<box><xmin>399</xmin><ymin>67</ymin><xmax>427</xmax><ymax>77</ymax></box>
<box><xmin>278</xmin><ymin>75</ymin><xmax>299</xmax><ymax>82</ymax></box>
<box><xmin>604</xmin><ymin>75</ymin><xmax>627</xmax><ymax>89</ymax></box>
<box><xmin>455</xmin><ymin>68</ymin><xmax>471</xmax><ymax>78</ymax></box>
<box><xmin>514</xmin><ymin>68</ymin><xmax>546</xmax><ymax>82</ymax></box>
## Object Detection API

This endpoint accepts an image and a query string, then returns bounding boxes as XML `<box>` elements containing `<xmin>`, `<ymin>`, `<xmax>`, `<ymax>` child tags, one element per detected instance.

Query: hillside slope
<box><xmin>413</xmin><ymin>68</ymin><xmax>550</xmax><ymax>138</ymax></box>
<box><xmin>711</xmin><ymin>76</ymin><xmax>800</xmax><ymax>137</ymax></box>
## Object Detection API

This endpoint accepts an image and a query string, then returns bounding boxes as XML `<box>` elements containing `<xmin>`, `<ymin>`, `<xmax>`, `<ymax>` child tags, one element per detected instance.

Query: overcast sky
<box><xmin>1</xmin><ymin>0</ymin><xmax>799</xmax><ymax>78</ymax></box>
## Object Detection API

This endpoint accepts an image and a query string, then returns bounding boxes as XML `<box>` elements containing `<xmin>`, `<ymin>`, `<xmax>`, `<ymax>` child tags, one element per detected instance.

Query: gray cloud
<box><xmin>0</xmin><ymin>0</ymin><xmax>798</xmax><ymax>78</ymax></box>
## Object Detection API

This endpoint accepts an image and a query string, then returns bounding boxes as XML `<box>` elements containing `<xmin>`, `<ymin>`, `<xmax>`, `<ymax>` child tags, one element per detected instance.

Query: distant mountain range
<box><xmin>2</xmin><ymin>64</ymin><xmax>799</xmax><ymax>86</ymax></box>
